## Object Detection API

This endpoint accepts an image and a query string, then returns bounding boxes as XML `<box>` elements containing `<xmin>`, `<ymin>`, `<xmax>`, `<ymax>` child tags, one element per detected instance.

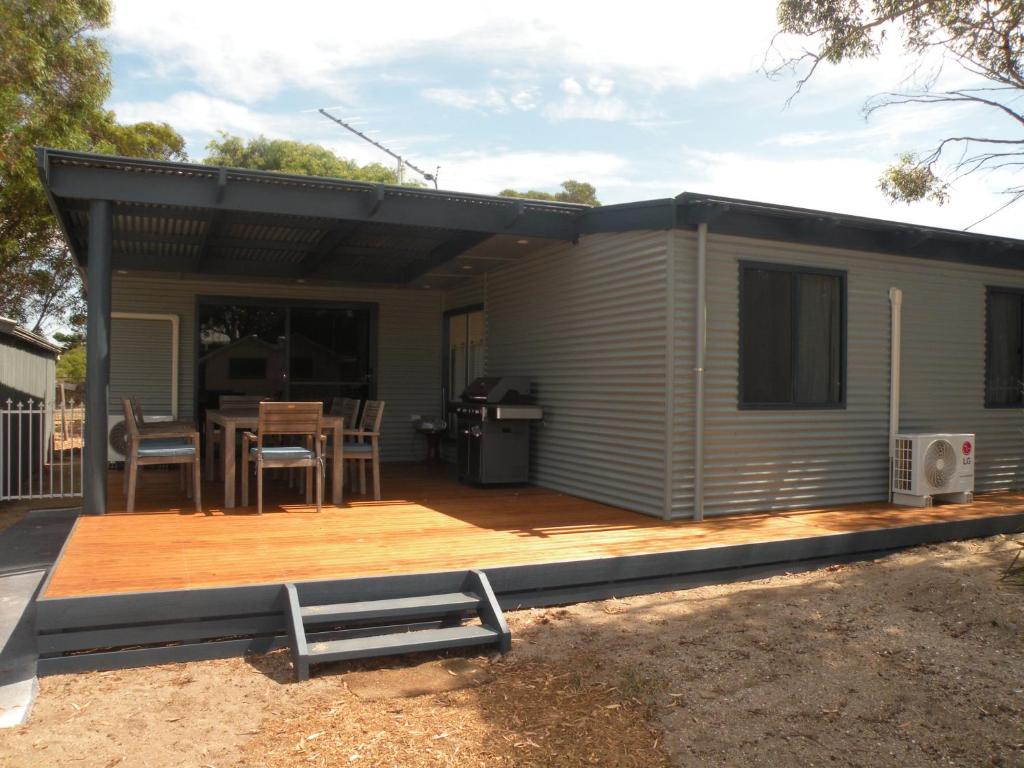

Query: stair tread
<box><xmin>301</xmin><ymin>592</ymin><xmax>479</xmax><ymax>621</ymax></box>
<box><xmin>304</xmin><ymin>625</ymin><xmax>499</xmax><ymax>660</ymax></box>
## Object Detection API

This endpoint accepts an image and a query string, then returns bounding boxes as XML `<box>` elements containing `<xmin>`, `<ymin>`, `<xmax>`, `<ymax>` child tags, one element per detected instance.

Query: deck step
<box><xmin>303</xmin><ymin>625</ymin><xmax>500</xmax><ymax>664</ymax></box>
<box><xmin>300</xmin><ymin>592</ymin><xmax>480</xmax><ymax>624</ymax></box>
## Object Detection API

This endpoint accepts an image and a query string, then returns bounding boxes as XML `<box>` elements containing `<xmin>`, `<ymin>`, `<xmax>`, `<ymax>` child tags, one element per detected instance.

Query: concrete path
<box><xmin>0</xmin><ymin>509</ymin><xmax>78</xmax><ymax>727</ymax></box>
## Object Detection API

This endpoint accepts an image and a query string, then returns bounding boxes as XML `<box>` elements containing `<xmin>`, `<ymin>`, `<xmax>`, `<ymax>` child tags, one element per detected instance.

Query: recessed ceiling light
<box><xmin>116</xmin><ymin>269</ymin><xmax>128</xmax><ymax>275</ymax></box>
<box><xmin>516</xmin><ymin>239</ymin><xmax>529</xmax><ymax>245</ymax></box>
<box><xmin>461</xmin><ymin>265</ymin><xmax>473</xmax><ymax>270</ymax></box>
<box><xmin>422</xmin><ymin>284</ymin><xmax>432</xmax><ymax>289</ymax></box>
<box><xmin>295</xmin><ymin>278</ymin><xmax>306</xmax><ymax>284</ymax></box>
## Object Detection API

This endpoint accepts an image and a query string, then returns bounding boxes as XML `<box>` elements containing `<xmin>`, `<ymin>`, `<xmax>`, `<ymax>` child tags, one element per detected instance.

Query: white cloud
<box><xmin>421</xmin><ymin>86</ymin><xmax>509</xmax><ymax>113</ymax></box>
<box><xmin>437</xmin><ymin>149</ymin><xmax>629</xmax><ymax>194</ymax></box>
<box><xmin>587</xmin><ymin>76</ymin><xmax>615</xmax><ymax>97</ymax></box>
<box><xmin>764</xmin><ymin>100</ymin><xmax>980</xmax><ymax>150</ymax></box>
<box><xmin>560</xmin><ymin>77</ymin><xmax>584</xmax><ymax>96</ymax></box>
<box><xmin>111</xmin><ymin>92</ymin><xmax>289</xmax><ymax>138</ymax></box>
<box><xmin>543</xmin><ymin>95</ymin><xmax>630</xmax><ymax>122</ymax></box>
<box><xmin>106</xmin><ymin>1</ymin><xmax>783</xmax><ymax>103</ymax></box>
<box><xmin>670</xmin><ymin>148</ymin><xmax>1023</xmax><ymax>238</ymax></box>
<box><xmin>508</xmin><ymin>88</ymin><xmax>539</xmax><ymax>111</ymax></box>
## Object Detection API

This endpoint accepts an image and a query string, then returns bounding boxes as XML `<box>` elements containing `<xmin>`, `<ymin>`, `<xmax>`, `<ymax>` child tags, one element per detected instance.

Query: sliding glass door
<box><xmin>196</xmin><ymin>298</ymin><xmax>376</xmax><ymax>414</ymax></box>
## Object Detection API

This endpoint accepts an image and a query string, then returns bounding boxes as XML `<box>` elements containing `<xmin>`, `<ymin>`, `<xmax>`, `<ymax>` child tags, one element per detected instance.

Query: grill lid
<box><xmin>460</xmin><ymin>376</ymin><xmax>534</xmax><ymax>404</ymax></box>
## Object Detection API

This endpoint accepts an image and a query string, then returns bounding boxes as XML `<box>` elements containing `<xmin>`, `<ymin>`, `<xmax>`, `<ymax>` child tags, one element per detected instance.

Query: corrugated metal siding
<box><xmin>110</xmin><ymin>275</ymin><xmax>442</xmax><ymax>461</ymax></box>
<box><xmin>486</xmin><ymin>232</ymin><xmax>670</xmax><ymax>517</ymax></box>
<box><xmin>443</xmin><ymin>276</ymin><xmax>486</xmax><ymax>311</ymax></box>
<box><xmin>687</xmin><ymin>232</ymin><xmax>1024</xmax><ymax>518</ymax></box>
<box><xmin>0</xmin><ymin>343</ymin><xmax>55</xmax><ymax>407</ymax></box>
<box><xmin>110</xmin><ymin>318</ymin><xmax>173</xmax><ymax>415</ymax></box>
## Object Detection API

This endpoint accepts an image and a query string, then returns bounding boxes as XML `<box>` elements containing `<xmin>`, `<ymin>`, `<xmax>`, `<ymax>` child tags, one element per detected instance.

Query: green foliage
<box><xmin>203</xmin><ymin>133</ymin><xmax>401</xmax><ymax>184</ymax></box>
<box><xmin>773</xmin><ymin>1</ymin><xmax>1024</xmax><ymax>210</ymax></box>
<box><xmin>0</xmin><ymin>0</ymin><xmax>186</xmax><ymax>333</ymax></box>
<box><xmin>499</xmin><ymin>180</ymin><xmax>601</xmax><ymax>206</ymax></box>
<box><xmin>777</xmin><ymin>0</ymin><xmax>1024</xmax><ymax>85</ymax></box>
<box><xmin>878</xmin><ymin>152</ymin><xmax>950</xmax><ymax>204</ymax></box>
<box><xmin>56</xmin><ymin>344</ymin><xmax>86</xmax><ymax>383</ymax></box>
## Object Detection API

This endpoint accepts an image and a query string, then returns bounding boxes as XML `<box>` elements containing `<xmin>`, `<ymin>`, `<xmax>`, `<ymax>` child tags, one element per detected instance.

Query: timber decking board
<box><xmin>43</xmin><ymin>464</ymin><xmax>1024</xmax><ymax>598</ymax></box>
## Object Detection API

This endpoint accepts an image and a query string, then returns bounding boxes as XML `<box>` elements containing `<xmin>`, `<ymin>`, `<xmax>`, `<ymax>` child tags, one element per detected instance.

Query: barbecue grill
<box><xmin>454</xmin><ymin>376</ymin><xmax>542</xmax><ymax>484</ymax></box>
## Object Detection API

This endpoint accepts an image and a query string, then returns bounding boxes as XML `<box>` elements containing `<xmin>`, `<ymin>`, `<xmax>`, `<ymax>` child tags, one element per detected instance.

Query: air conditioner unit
<box><xmin>107</xmin><ymin>413</ymin><xmax>175</xmax><ymax>464</ymax></box>
<box><xmin>892</xmin><ymin>432</ymin><xmax>974</xmax><ymax>507</ymax></box>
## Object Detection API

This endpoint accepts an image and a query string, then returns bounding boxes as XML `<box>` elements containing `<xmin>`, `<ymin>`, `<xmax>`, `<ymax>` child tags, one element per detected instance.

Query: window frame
<box><xmin>984</xmin><ymin>285</ymin><xmax>1024</xmax><ymax>409</ymax></box>
<box><xmin>737</xmin><ymin>260</ymin><xmax>848</xmax><ymax>411</ymax></box>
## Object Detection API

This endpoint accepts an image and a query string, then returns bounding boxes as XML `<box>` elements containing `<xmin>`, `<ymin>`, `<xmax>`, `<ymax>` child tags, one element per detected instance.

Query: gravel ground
<box><xmin>0</xmin><ymin>536</ymin><xmax>1021</xmax><ymax>768</ymax></box>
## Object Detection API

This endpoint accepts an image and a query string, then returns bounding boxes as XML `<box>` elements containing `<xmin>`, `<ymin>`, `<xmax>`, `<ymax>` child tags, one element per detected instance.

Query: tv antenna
<box><xmin>318</xmin><ymin>108</ymin><xmax>439</xmax><ymax>189</ymax></box>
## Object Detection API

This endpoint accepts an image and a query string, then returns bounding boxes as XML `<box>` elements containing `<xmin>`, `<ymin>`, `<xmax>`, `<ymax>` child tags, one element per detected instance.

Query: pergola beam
<box><xmin>44</xmin><ymin>158</ymin><xmax>582</xmax><ymax>241</ymax></box>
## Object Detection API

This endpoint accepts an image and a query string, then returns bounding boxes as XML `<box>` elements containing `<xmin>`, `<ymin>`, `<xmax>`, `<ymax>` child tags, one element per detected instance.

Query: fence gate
<box><xmin>0</xmin><ymin>398</ymin><xmax>84</xmax><ymax>501</ymax></box>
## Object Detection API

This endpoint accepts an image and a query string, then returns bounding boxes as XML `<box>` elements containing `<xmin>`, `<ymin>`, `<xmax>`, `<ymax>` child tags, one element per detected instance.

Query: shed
<box><xmin>0</xmin><ymin>318</ymin><xmax>61</xmax><ymax>497</ymax></box>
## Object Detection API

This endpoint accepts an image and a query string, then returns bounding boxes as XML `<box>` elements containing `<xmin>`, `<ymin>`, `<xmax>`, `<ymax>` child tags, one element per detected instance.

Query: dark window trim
<box><xmin>984</xmin><ymin>285</ymin><xmax>1024</xmax><ymax>409</ymax></box>
<box><xmin>737</xmin><ymin>260</ymin><xmax>848</xmax><ymax>411</ymax></box>
<box><xmin>193</xmin><ymin>295</ymin><xmax>379</xmax><ymax>419</ymax></box>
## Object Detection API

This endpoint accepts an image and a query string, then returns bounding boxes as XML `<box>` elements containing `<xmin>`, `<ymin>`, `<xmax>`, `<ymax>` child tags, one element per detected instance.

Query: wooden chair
<box><xmin>208</xmin><ymin>395</ymin><xmax>273</xmax><ymax>479</ymax></box>
<box><xmin>330</xmin><ymin>397</ymin><xmax>361</xmax><ymax>431</ymax></box>
<box><xmin>129</xmin><ymin>397</ymin><xmax>195</xmax><ymax>434</ymax></box>
<box><xmin>241</xmin><ymin>402</ymin><xmax>325</xmax><ymax>514</ymax></box>
<box><xmin>121</xmin><ymin>398</ymin><xmax>201</xmax><ymax>514</ymax></box>
<box><xmin>343</xmin><ymin>399</ymin><xmax>385</xmax><ymax>500</ymax></box>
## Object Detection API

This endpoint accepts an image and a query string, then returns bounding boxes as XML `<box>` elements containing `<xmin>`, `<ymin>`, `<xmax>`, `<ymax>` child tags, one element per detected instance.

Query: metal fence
<box><xmin>0</xmin><ymin>398</ymin><xmax>84</xmax><ymax>500</ymax></box>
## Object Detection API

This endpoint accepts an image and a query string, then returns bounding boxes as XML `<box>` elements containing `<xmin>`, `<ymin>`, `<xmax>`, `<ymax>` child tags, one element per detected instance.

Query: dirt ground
<box><xmin>1</xmin><ymin>536</ymin><xmax>1022</xmax><ymax>768</ymax></box>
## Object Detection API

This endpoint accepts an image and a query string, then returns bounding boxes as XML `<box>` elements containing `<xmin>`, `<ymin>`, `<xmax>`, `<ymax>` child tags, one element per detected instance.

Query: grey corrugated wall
<box><xmin>685</xmin><ymin>231</ymin><xmax>1024</xmax><ymax>518</ymax></box>
<box><xmin>486</xmin><ymin>231</ymin><xmax>672</xmax><ymax>517</ymax></box>
<box><xmin>109</xmin><ymin>317</ymin><xmax>174</xmax><ymax>415</ymax></box>
<box><xmin>110</xmin><ymin>275</ymin><xmax>442</xmax><ymax>461</ymax></box>
<box><xmin>0</xmin><ymin>342</ymin><xmax>55</xmax><ymax>408</ymax></box>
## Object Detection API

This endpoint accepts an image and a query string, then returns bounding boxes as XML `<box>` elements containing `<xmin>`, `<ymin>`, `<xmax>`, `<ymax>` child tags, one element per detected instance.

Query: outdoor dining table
<box><xmin>204</xmin><ymin>408</ymin><xmax>344</xmax><ymax>508</ymax></box>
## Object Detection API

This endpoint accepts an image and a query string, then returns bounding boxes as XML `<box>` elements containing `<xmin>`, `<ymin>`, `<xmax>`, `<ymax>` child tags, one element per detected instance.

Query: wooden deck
<box><xmin>44</xmin><ymin>463</ymin><xmax>1024</xmax><ymax>599</ymax></box>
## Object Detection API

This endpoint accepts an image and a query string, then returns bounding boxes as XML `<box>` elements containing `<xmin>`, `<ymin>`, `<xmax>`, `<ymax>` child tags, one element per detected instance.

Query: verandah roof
<box><xmin>35</xmin><ymin>148</ymin><xmax>587</xmax><ymax>288</ymax></box>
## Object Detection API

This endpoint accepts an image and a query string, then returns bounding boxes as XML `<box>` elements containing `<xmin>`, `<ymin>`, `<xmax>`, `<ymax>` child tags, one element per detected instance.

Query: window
<box><xmin>739</xmin><ymin>263</ymin><xmax>845</xmax><ymax>408</ymax></box>
<box><xmin>985</xmin><ymin>288</ymin><xmax>1024</xmax><ymax>407</ymax></box>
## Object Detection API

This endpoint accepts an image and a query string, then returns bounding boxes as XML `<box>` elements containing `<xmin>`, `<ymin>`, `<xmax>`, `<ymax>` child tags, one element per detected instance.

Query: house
<box><xmin>0</xmin><ymin>317</ymin><xmax>61</xmax><ymax>498</ymax></box>
<box><xmin>27</xmin><ymin>147</ymin><xmax>1024</xmax><ymax>676</ymax></box>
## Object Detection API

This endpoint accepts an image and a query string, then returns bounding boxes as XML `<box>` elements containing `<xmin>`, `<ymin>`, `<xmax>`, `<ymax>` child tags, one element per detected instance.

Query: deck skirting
<box><xmin>35</xmin><ymin>509</ymin><xmax>1024</xmax><ymax>676</ymax></box>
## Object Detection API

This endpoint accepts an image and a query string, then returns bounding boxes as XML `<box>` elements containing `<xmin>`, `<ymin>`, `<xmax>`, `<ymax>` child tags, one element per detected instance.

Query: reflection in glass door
<box><xmin>446</xmin><ymin>307</ymin><xmax>485</xmax><ymax>400</ymax></box>
<box><xmin>196</xmin><ymin>299</ymin><xmax>375</xmax><ymax>416</ymax></box>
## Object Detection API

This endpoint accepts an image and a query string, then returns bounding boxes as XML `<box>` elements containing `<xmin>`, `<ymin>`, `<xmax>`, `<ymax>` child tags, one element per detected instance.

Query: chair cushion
<box><xmin>250</xmin><ymin>446</ymin><xmax>315</xmax><ymax>460</ymax></box>
<box><xmin>136</xmin><ymin>438</ymin><xmax>196</xmax><ymax>458</ymax></box>
<box><xmin>342</xmin><ymin>440</ymin><xmax>373</xmax><ymax>454</ymax></box>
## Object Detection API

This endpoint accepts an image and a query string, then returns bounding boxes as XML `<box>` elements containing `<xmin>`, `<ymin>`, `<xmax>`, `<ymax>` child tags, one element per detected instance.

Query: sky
<box><xmin>102</xmin><ymin>1</ymin><xmax>1022</xmax><ymax>238</ymax></box>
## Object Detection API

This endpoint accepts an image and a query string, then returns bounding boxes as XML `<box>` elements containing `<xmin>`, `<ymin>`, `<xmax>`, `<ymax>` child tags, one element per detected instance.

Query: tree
<box><xmin>0</xmin><ymin>0</ymin><xmax>186</xmax><ymax>336</ymax></box>
<box><xmin>767</xmin><ymin>1</ymin><xmax>1023</xmax><ymax>222</ymax></box>
<box><xmin>203</xmin><ymin>134</ymin><xmax>403</xmax><ymax>184</ymax></box>
<box><xmin>499</xmin><ymin>180</ymin><xmax>602</xmax><ymax>206</ymax></box>
<box><xmin>56</xmin><ymin>344</ymin><xmax>86</xmax><ymax>383</ymax></box>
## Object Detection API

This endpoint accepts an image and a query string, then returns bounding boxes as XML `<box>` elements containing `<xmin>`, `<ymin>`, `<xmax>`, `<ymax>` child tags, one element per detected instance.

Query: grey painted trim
<box><xmin>283</xmin><ymin>584</ymin><xmax>309</xmax><ymax>681</ymax></box>
<box><xmin>467</xmin><ymin>570</ymin><xmax>511</xmax><ymax>653</ymax></box>
<box><xmin>84</xmin><ymin>200</ymin><xmax>112</xmax><ymax>516</ymax></box>
<box><xmin>37</xmin><ymin>615</ymin><xmax>284</xmax><ymax>654</ymax></box>
<box><xmin>38</xmin><ymin>150</ymin><xmax>582</xmax><ymax>243</ymax></box>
